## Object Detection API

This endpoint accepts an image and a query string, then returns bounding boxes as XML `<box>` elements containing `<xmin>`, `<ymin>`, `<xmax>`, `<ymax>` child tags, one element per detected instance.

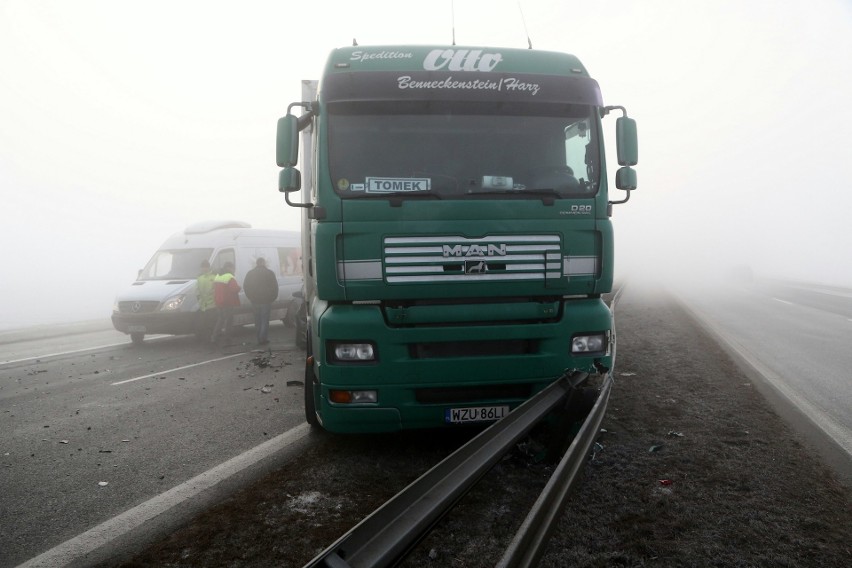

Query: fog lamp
<box><xmin>329</xmin><ymin>390</ymin><xmax>378</xmax><ymax>404</ymax></box>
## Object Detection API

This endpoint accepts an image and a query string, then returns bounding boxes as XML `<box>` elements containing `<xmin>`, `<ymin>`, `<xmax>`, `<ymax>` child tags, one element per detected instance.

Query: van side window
<box><xmin>212</xmin><ymin>249</ymin><xmax>236</xmax><ymax>274</ymax></box>
<box><xmin>278</xmin><ymin>247</ymin><xmax>302</xmax><ymax>276</ymax></box>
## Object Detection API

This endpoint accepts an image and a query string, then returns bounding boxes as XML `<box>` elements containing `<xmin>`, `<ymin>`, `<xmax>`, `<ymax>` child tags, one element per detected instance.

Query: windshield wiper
<box><xmin>465</xmin><ymin>188</ymin><xmax>559</xmax><ymax>205</ymax></box>
<box><xmin>345</xmin><ymin>191</ymin><xmax>443</xmax><ymax>206</ymax></box>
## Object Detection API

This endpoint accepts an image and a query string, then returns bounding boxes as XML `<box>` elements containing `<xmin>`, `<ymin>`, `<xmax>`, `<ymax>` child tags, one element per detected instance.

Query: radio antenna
<box><xmin>451</xmin><ymin>0</ymin><xmax>456</xmax><ymax>45</ymax></box>
<box><xmin>518</xmin><ymin>1</ymin><xmax>533</xmax><ymax>49</ymax></box>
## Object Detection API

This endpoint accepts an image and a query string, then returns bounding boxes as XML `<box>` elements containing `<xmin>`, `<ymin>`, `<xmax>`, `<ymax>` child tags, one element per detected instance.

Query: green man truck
<box><xmin>276</xmin><ymin>45</ymin><xmax>637</xmax><ymax>433</ymax></box>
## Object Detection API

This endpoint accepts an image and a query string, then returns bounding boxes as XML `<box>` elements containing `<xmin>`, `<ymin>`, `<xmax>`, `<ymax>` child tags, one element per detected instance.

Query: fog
<box><xmin>1</xmin><ymin>0</ymin><xmax>850</xmax><ymax>330</ymax></box>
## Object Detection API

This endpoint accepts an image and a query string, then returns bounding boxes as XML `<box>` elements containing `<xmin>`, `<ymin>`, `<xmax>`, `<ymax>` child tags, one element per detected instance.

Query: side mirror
<box><xmin>276</xmin><ymin>115</ymin><xmax>299</xmax><ymax>168</ymax></box>
<box><xmin>279</xmin><ymin>168</ymin><xmax>301</xmax><ymax>193</ymax></box>
<box><xmin>615</xmin><ymin>167</ymin><xmax>637</xmax><ymax>191</ymax></box>
<box><xmin>616</xmin><ymin>116</ymin><xmax>638</xmax><ymax>167</ymax></box>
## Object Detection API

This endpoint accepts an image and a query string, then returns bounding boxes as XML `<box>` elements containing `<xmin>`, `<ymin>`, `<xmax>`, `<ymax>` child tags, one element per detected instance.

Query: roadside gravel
<box><xmin>110</xmin><ymin>284</ymin><xmax>851</xmax><ymax>567</ymax></box>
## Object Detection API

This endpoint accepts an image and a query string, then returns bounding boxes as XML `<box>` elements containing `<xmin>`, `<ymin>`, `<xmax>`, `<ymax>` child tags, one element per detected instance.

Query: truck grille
<box><xmin>383</xmin><ymin>235</ymin><xmax>562</xmax><ymax>284</ymax></box>
<box><xmin>117</xmin><ymin>301</ymin><xmax>160</xmax><ymax>314</ymax></box>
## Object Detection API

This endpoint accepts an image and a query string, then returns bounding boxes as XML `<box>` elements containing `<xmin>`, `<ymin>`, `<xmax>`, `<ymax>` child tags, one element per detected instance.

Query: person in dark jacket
<box><xmin>243</xmin><ymin>258</ymin><xmax>279</xmax><ymax>345</ymax></box>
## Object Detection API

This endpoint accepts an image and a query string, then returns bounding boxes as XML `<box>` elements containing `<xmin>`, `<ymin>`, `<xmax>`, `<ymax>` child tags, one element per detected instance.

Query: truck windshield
<box><xmin>139</xmin><ymin>248</ymin><xmax>214</xmax><ymax>280</ymax></box>
<box><xmin>327</xmin><ymin>103</ymin><xmax>599</xmax><ymax>199</ymax></box>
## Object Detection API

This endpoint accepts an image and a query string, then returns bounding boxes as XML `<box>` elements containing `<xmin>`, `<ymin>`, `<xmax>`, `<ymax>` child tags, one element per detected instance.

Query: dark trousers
<box><xmin>212</xmin><ymin>306</ymin><xmax>234</xmax><ymax>343</ymax></box>
<box><xmin>254</xmin><ymin>303</ymin><xmax>272</xmax><ymax>343</ymax></box>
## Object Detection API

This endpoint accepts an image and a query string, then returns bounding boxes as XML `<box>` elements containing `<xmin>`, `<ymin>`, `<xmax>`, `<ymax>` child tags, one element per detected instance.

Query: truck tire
<box><xmin>304</xmin><ymin>334</ymin><xmax>321</xmax><ymax>428</ymax></box>
<box><xmin>130</xmin><ymin>332</ymin><xmax>145</xmax><ymax>345</ymax></box>
<box><xmin>294</xmin><ymin>305</ymin><xmax>307</xmax><ymax>350</ymax></box>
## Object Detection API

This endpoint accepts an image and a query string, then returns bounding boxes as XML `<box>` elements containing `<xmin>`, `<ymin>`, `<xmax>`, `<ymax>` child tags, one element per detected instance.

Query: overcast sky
<box><xmin>1</xmin><ymin>0</ymin><xmax>851</xmax><ymax>328</ymax></box>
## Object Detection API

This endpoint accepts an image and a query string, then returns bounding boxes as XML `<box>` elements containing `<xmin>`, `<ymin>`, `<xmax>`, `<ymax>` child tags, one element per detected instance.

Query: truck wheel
<box><xmin>294</xmin><ymin>306</ymin><xmax>307</xmax><ymax>350</ymax></box>
<box><xmin>130</xmin><ymin>332</ymin><xmax>145</xmax><ymax>345</ymax></box>
<box><xmin>304</xmin><ymin>335</ymin><xmax>321</xmax><ymax>427</ymax></box>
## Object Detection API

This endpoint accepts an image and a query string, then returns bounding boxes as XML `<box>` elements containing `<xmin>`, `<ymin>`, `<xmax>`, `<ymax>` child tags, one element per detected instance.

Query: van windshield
<box><xmin>139</xmin><ymin>248</ymin><xmax>214</xmax><ymax>280</ymax></box>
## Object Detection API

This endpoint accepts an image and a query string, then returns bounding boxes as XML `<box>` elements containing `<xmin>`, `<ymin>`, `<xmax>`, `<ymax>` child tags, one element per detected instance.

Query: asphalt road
<box><xmin>3</xmin><ymin>280</ymin><xmax>850</xmax><ymax>567</ymax></box>
<box><xmin>675</xmin><ymin>277</ymin><xmax>852</xmax><ymax>459</ymax></box>
<box><xmin>0</xmin><ymin>323</ymin><xmax>308</xmax><ymax>568</ymax></box>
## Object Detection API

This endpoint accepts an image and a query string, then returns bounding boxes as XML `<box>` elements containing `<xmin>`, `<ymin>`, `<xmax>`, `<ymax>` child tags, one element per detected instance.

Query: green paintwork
<box><xmin>283</xmin><ymin>45</ymin><xmax>633</xmax><ymax>433</ymax></box>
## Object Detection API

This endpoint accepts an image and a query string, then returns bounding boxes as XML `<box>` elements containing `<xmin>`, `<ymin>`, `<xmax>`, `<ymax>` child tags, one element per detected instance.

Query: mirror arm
<box><xmin>285</xmin><ymin>192</ymin><xmax>314</xmax><ymax>209</ymax></box>
<box><xmin>608</xmin><ymin>189</ymin><xmax>631</xmax><ymax>206</ymax></box>
<box><xmin>287</xmin><ymin>101</ymin><xmax>315</xmax><ymax>131</ymax></box>
<box><xmin>601</xmin><ymin>105</ymin><xmax>628</xmax><ymax>118</ymax></box>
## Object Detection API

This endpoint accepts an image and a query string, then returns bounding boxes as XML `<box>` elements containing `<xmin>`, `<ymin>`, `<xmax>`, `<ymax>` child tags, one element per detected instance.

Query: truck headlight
<box><xmin>160</xmin><ymin>295</ymin><xmax>186</xmax><ymax>311</ymax></box>
<box><xmin>571</xmin><ymin>332</ymin><xmax>607</xmax><ymax>355</ymax></box>
<box><xmin>329</xmin><ymin>342</ymin><xmax>377</xmax><ymax>362</ymax></box>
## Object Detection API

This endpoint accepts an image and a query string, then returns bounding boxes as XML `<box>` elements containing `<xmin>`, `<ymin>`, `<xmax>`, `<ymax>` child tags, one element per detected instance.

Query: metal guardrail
<box><xmin>497</xmin><ymin>373</ymin><xmax>613</xmax><ymax>567</ymax></box>
<box><xmin>303</xmin><ymin>370</ymin><xmax>605</xmax><ymax>568</ymax></box>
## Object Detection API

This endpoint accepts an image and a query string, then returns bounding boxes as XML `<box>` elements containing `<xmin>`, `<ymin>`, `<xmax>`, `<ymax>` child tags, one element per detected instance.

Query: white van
<box><xmin>111</xmin><ymin>220</ymin><xmax>303</xmax><ymax>344</ymax></box>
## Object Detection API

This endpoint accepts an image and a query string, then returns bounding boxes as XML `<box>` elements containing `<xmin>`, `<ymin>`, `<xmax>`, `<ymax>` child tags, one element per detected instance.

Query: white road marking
<box><xmin>0</xmin><ymin>344</ymin><xmax>128</xmax><ymax>365</ymax></box>
<box><xmin>111</xmin><ymin>352</ymin><xmax>245</xmax><ymax>385</ymax></box>
<box><xmin>772</xmin><ymin>297</ymin><xmax>794</xmax><ymax>305</ymax></box>
<box><xmin>16</xmin><ymin>423</ymin><xmax>311</xmax><ymax>568</ymax></box>
<box><xmin>0</xmin><ymin>336</ymin><xmax>169</xmax><ymax>366</ymax></box>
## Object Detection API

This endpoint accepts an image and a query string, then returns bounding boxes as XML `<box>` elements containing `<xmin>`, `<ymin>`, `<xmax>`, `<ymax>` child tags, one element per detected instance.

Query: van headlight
<box><xmin>328</xmin><ymin>341</ymin><xmax>377</xmax><ymax>362</ymax></box>
<box><xmin>160</xmin><ymin>295</ymin><xmax>186</xmax><ymax>311</ymax></box>
<box><xmin>571</xmin><ymin>332</ymin><xmax>607</xmax><ymax>355</ymax></box>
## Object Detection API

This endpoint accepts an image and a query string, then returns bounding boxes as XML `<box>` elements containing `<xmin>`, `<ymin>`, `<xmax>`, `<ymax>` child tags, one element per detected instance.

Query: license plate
<box><xmin>445</xmin><ymin>405</ymin><xmax>509</xmax><ymax>424</ymax></box>
<box><xmin>128</xmin><ymin>325</ymin><xmax>146</xmax><ymax>333</ymax></box>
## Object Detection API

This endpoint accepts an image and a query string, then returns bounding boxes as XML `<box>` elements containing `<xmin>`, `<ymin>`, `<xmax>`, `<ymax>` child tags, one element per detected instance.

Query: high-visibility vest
<box><xmin>213</xmin><ymin>273</ymin><xmax>240</xmax><ymax>307</ymax></box>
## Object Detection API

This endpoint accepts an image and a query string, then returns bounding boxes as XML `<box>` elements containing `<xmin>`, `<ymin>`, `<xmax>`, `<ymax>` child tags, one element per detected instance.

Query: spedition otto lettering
<box><xmin>423</xmin><ymin>49</ymin><xmax>503</xmax><ymax>72</ymax></box>
<box><xmin>350</xmin><ymin>50</ymin><xmax>414</xmax><ymax>62</ymax></box>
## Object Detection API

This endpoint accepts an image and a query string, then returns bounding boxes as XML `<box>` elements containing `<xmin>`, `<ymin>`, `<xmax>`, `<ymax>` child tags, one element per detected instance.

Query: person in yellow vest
<box><xmin>195</xmin><ymin>260</ymin><xmax>217</xmax><ymax>341</ymax></box>
<box><xmin>211</xmin><ymin>262</ymin><xmax>241</xmax><ymax>345</ymax></box>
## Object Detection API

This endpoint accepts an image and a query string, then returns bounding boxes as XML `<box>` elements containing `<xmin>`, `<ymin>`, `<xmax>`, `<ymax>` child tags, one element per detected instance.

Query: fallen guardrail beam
<box><xmin>497</xmin><ymin>373</ymin><xmax>613</xmax><ymax>568</ymax></box>
<box><xmin>303</xmin><ymin>371</ymin><xmax>589</xmax><ymax>568</ymax></box>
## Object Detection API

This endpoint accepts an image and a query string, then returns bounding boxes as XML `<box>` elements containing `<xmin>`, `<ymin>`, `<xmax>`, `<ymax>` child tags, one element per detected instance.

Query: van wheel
<box><xmin>130</xmin><ymin>332</ymin><xmax>145</xmax><ymax>345</ymax></box>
